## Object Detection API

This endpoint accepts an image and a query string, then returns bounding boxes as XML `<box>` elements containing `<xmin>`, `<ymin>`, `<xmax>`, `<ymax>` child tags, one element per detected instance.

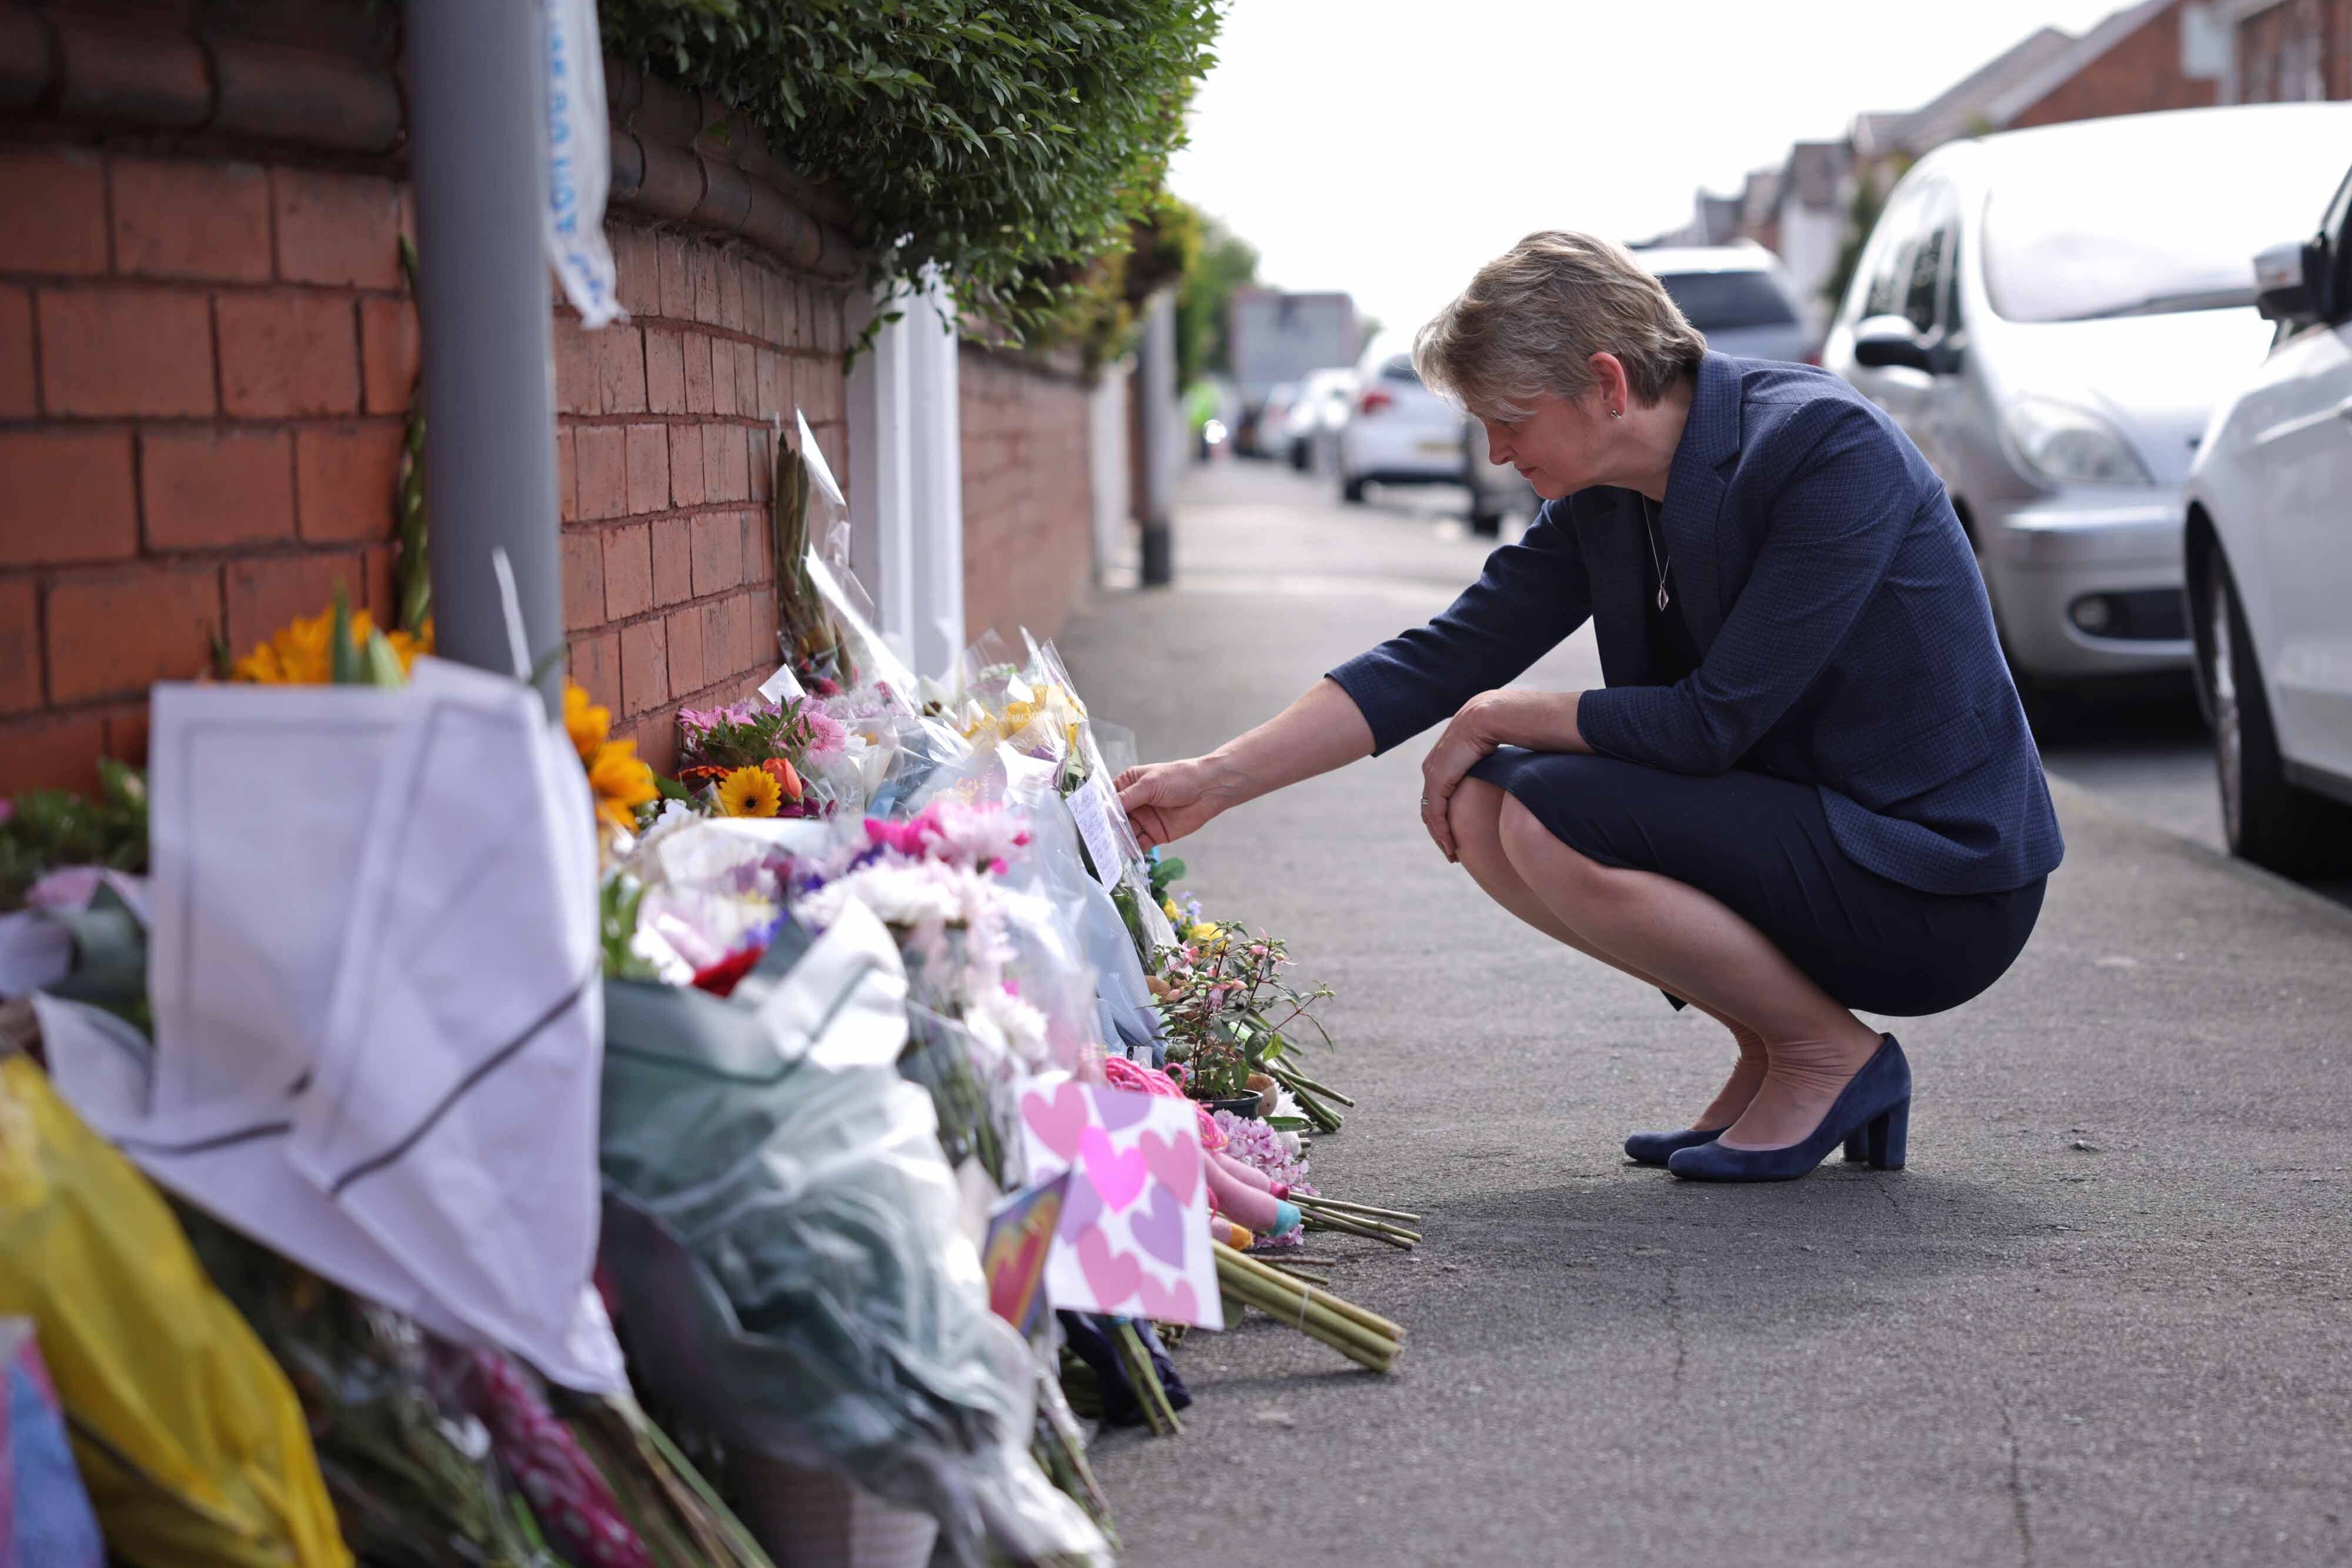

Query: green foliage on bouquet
<box><xmin>1154</xmin><ymin>922</ymin><xmax>1333</xmax><ymax>1099</ymax></box>
<box><xmin>0</xmin><ymin>760</ymin><xmax>147</xmax><ymax>911</ymax></box>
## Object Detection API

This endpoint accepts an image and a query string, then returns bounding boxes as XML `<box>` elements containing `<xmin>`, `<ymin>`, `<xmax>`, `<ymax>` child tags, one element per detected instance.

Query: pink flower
<box><xmin>801</xmin><ymin>705</ymin><xmax>849</xmax><ymax>758</ymax></box>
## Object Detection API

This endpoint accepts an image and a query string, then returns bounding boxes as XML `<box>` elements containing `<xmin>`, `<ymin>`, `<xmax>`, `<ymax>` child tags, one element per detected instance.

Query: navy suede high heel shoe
<box><xmin>1666</xmin><ymin>1036</ymin><xmax>1910</xmax><ymax>1182</ymax></box>
<box><xmin>1623</xmin><ymin>1126</ymin><xmax>1724</xmax><ymax>1166</ymax></box>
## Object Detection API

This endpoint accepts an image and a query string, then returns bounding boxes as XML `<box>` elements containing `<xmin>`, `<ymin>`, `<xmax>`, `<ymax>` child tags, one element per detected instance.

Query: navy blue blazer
<box><xmin>1328</xmin><ymin>352</ymin><xmax>2063</xmax><ymax>897</ymax></box>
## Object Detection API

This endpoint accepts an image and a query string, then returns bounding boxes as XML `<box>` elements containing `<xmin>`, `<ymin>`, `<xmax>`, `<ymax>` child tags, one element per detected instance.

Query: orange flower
<box><xmin>760</xmin><ymin>755</ymin><xmax>804</xmax><ymax>801</ymax></box>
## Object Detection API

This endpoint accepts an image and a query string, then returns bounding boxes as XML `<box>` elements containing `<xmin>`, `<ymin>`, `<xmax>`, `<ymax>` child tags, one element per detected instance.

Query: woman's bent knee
<box><xmin>1448</xmin><ymin>777</ymin><xmax>1508</xmax><ymax>856</ymax></box>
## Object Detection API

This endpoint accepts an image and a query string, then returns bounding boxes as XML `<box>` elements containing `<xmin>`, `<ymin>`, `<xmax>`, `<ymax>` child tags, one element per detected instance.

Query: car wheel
<box><xmin>1468</xmin><ymin>507</ymin><xmax>1503</xmax><ymax>539</ymax></box>
<box><xmin>1289</xmin><ymin>440</ymin><xmax>1310</xmax><ymax>473</ymax></box>
<box><xmin>1341</xmin><ymin>474</ymin><xmax>1367</xmax><ymax>504</ymax></box>
<box><xmin>2200</xmin><ymin>554</ymin><xmax>2340</xmax><ymax>875</ymax></box>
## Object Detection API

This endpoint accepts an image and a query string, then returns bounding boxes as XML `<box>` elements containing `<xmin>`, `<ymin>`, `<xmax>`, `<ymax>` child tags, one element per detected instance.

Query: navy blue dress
<box><xmin>1328</xmin><ymin>355</ymin><xmax>2059</xmax><ymax>1016</ymax></box>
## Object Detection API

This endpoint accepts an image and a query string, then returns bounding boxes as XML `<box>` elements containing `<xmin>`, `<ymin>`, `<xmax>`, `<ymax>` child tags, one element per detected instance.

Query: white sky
<box><xmin>1170</xmin><ymin>0</ymin><xmax>2136</xmax><ymax>337</ymax></box>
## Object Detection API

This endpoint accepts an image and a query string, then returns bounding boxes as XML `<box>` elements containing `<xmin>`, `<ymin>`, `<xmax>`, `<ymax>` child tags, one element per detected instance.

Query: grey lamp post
<box><xmin>403</xmin><ymin>0</ymin><xmax>566</xmax><ymax>716</ymax></box>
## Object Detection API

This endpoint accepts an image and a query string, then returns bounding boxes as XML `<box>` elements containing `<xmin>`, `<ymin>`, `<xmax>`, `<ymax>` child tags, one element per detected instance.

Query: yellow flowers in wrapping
<box><xmin>565</xmin><ymin>684</ymin><xmax>658</xmax><ymax>832</ymax></box>
<box><xmin>233</xmin><ymin>607</ymin><xmax>426</xmax><ymax>686</ymax></box>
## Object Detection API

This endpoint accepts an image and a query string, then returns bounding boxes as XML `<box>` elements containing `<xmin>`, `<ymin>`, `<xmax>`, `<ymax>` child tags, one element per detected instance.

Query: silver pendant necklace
<box><xmin>1642</xmin><ymin>501</ymin><xmax>1672</xmax><ymax>612</ymax></box>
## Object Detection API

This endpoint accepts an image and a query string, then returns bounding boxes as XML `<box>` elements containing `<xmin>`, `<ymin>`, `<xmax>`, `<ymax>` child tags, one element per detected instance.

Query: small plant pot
<box><xmin>1201</xmin><ymin>1093</ymin><xmax>1264</xmax><ymax>1119</ymax></box>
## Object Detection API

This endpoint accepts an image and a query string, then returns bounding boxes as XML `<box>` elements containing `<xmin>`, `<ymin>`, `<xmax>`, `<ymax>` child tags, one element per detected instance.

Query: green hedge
<box><xmin>601</xmin><ymin>1</ymin><xmax>1222</xmax><ymax>339</ymax></box>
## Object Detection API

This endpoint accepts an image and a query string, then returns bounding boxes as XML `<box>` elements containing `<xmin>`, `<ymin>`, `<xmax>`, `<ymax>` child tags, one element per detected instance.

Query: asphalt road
<box><xmin>1057</xmin><ymin>460</ymin><xmax>2352</xmax><ymax>1568</ymax></box>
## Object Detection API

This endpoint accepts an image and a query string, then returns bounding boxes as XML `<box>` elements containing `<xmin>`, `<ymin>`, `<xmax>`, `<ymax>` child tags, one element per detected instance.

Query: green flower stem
<box><xmin>1289</xmin><ymin>1195</ymin><xmax>1420</xmax><ymax>1225</ymax></box>
<box><xmin>1217</xmin><ymin>1242</ymin><xmax>1406</xmax><ymax>1342</ymax></box>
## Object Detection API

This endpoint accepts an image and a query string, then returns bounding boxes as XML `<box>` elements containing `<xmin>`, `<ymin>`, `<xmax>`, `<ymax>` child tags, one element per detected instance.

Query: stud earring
<box><xmin>1610</xmin><ymin>407</ymin><xmax>1623</xmax><ymax>419</ymax></box>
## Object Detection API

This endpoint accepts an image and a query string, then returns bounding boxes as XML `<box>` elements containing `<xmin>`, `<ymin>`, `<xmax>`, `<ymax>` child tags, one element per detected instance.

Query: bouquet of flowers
<box><xmin>675</xmin><ymin>697</ymin><xmax>849</xmax><ymax>823</ymax></box>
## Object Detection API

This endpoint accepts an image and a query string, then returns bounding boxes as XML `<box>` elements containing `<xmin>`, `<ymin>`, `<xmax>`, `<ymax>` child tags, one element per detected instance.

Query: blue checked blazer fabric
<box><xmin>1327</xmin><ymin>352</ymin><xmax>2063</xmax><ymax>896</ymax></box>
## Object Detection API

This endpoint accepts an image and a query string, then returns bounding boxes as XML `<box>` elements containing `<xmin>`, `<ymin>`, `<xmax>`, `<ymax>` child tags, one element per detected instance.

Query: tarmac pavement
<box><xmin>1055</xmin><ymin>461</ymin><xmax>2352</xmax><ymax>1568</ymax></box>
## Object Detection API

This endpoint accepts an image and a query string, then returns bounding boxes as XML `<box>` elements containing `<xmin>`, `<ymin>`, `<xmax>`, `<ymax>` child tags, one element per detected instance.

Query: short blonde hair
<box><xmin>1414</xmin><ymin>230</ymin><xmax>1707</xmax><ymax>419</ymax></box>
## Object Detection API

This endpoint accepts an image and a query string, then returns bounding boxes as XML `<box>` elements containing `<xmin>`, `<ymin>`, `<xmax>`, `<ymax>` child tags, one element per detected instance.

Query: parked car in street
<box><xmin>1822</xmin><ymin>102</ymin><xmax>2352</xmax><ymax>697</ymax></box>
<box><xmin>2183</xmin><ymin>158</ymin><xmax>2352</xmax><ymax>876</ymax></box>
<box><xmin>1282</xmin><ymin>366</ymin><xmax>1356</xmax><ymax>472</ymax></box>
<box><xmin>1337</xmin><ymin>335</ymin><xmax>1464</xmax><ymax>504</ymax></box>
<box><xmin>1464</xmin><ymin>244</ymin><xmax>1815</xmax><ymax>534</ymax></box>
<box><xmin>1251</xmin><ymin>381</ymin><xmax>1302</xmax><ymax>460</ymax></box>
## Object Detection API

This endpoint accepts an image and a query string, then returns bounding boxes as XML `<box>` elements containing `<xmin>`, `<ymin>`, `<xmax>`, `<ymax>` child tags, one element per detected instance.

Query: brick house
<box><xmin>1996</xmin><ymin>0</ymin><xmax>2226</xmax><ymax>129</ymax></box>
<box><xmin>0</xmin><ymin>1</ymin><xmax>1104</xmax><ymax>798</ymax></box>
<box><xmin>2224</xmin><ymin>0</ymin><xmax>2352</xmax><ymax>101</ymax></box>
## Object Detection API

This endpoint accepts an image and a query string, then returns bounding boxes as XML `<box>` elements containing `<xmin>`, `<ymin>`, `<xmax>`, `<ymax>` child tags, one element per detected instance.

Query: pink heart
<box><xmin>1137</xmin><ymin>1128</ymin><xmax>1199</xmax><ymax>1205</ymax></box>
<box><xmin>1131</xmin><ymin>1181</ymin><xmax>1189</xmax><ymax>1269</ymax></box>
<box><xmin>1135</xmin><ymin>1273</ymin><xmax>1199</xmax><ymax>1323</ymax></box>
<box><xmin>1021</xmin><ymin>1081</ymin><xmax>1090</xmax><ymax>1162</ymax></box>
<box><xmin>1078</xmin><ymin>1125</ymin><xmax>1150</xmax><ymax>1212</ymax></box>
<box><xmin>1093</xmin><ymin>1085</ymin><xmax>1154</xmax><ymax>1131</ymax></box>
<box><xmin>1075</xmin><ymin>1228</ymin><xmax>1142</xmax><ymax>1309</ymax></box>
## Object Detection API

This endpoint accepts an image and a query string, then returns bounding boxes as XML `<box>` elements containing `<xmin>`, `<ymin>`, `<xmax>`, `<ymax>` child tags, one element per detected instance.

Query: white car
<box><xmin>1824</xmin><ymin>103</ymin><xmax>2352</xmax><ymax>694</ymax></box>
<box><xmin>1336</xmin><ymin>335</ymin><xmax>1464</xmax><ymax>504</ymax></box>
<box><xmin>2184</xmin><ymin>160</ymin><xmax>2352</xmax><ymax>876</ymax></box>
<box><xmin>1283</xmin><ymin>366</ymin><xmax>1356</xmax><ymax>472</ymax></box>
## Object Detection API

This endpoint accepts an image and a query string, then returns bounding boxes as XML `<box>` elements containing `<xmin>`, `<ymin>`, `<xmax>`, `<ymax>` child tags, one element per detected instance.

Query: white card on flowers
<box><xmin>1064</xmin><ymin>775</ymin><xmax>1127</xmax><ymax>892</ymax></box>
<box><xmin>1016</xmin><ymin>1072</ymin><xmax>1222</xmax><ymax>1329</ymax></box>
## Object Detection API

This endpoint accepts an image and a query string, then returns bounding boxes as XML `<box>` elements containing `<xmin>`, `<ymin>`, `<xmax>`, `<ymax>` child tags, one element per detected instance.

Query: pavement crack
<box><xmin>1665</xmin><ymin>1268</ymin><xmax>1686</xmax><ymax>1400</ymax></box>
<box><xmin>1994</xmin><ymin>1380</ymin><xmax>2034</xmax><ymax>1568</ymax></box>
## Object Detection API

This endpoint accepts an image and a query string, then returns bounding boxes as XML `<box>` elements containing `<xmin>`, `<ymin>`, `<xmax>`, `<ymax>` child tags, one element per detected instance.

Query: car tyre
<box><xmin>1341</xmin><ymin>474</ymin><xmax>1367</xmax><ymax>504</ymax></box>
<box><xmin>1468</xmin><ymin>507</ymin><xmax>1504</xmax><ymax>539</ymax></box>
<box><xmin>1289</xmin><ymin>440</ymin><xmax>1311</xmax><ymax>473</ymax></box>
<box><xmin>2197</xmin><ymin>551</ymin><xmax>2343</xmax><ymax>876</ymax></box>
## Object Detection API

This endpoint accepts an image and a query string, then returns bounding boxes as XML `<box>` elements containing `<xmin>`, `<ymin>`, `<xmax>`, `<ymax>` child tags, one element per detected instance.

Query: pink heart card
<box><xmin>1015</xmin><ymin>1072</ymin><xmax>1222</xmax><ymax>1330</ymax></box>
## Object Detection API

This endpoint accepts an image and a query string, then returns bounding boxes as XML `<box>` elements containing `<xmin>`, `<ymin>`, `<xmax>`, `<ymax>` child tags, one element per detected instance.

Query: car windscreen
<box><xmin>1655</xmin><ymin>270</ymin><xmax>1797</xmax><ymax>330</ymax></box>
<box><xmin>1379</xmin><ymin>355</ymin><xmax>1422</xmax><ymax>384</ymax></box>
<box><xmin>1982</xmin><ymin>133</ymin><xmax>2352</xmax><ymax>323</ymax></box>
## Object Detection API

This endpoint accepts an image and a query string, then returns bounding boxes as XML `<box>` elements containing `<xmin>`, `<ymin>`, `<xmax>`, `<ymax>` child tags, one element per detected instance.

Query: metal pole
<box><xmin>405</xmin><ymin>0</ymin><xmax>564</xmax><ymax>716</ymax></box>
<box><xmin>1135</xmin><ymin>290</ymin><xmax>1178</xmax><ymax>587</ymax></box>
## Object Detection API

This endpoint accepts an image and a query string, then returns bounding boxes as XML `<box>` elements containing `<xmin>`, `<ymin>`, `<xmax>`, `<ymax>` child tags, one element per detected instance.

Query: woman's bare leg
<box><xmin>1486</xmin><ymin>791</ymin><xmax>1882</xmax><ymax>1151</ymax></box>
<box><xmin>1447</xmin><ymin>781</ymin><xmax>1770</xmax><ymax>1133</ymax></box>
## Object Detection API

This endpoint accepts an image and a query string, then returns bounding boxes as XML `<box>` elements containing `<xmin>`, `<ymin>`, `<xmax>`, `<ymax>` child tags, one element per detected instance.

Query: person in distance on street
<box><xmin>1115</xmin><ymin>230</ymin><xmax>2061</xmax><ymax>1182</ymax></box>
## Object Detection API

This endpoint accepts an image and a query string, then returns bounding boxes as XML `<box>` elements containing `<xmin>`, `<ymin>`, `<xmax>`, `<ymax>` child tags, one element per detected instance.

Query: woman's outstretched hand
<box><xmin>1115</xmin><ymin>759</ymin><xmax>1230</xmax><ymax>851</ymax></box>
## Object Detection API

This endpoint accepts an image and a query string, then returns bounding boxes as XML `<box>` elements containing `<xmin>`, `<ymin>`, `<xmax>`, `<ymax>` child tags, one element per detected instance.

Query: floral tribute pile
<box><xmin>0</xmin><ymin>423</ymin><xmax>1419</xmax><ymax>1568</ymax></box>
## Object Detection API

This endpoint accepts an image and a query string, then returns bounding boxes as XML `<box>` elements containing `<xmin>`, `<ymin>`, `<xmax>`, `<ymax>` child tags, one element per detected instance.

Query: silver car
<box><xmin>1823</xmin><ymin>102</ymin><xmax>2352</xmax><ymax>690</ymax></box>
<box><xmin>1465</xmin><ymin>245</ymin><xmax>1815</xmax><ymax>535</ymax></box>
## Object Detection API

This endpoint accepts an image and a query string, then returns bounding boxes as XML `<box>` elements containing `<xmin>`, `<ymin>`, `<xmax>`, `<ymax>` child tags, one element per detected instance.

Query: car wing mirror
<box><xmin>2253</xmin><ymin>238</ymin><xmax>2330</xmax><ymax>325</ymax></box>
<box><xmin>1850</xmin><ymin>315</ymin><xmax>1934</xmax><ymax>373</ymax></box>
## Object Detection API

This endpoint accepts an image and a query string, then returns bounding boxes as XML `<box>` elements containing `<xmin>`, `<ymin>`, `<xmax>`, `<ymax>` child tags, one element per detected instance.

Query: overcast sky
<box><xmin>1169</xmin><ymin>0</ymin><xmax>2136</xmax><ymax>339</ymax></box>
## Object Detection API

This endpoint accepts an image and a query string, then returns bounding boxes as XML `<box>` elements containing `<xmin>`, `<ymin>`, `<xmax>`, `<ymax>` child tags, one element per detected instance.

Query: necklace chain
<box><xmin>1642</xmin><ymin>502</ymin><xmax>1672</xmax><ymax>613</ymax></box>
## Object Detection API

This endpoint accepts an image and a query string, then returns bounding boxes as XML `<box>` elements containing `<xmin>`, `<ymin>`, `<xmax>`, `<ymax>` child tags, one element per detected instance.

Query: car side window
<box><xmin>1903</xmin><ymin>187</ymin><xmax>1957</xmax><ymax>336</ymax></box>
<box><xmin>2325</xmin><ymin>165</ymin><xmax>2352</xmax><ymax>320</ymax></box>
<box><xmin>1860</xmin><ymin>189</ymin><xmax>1919</xmax><ymax>321</ymax></box>
<box><xmin>1940</xmin><ymin>225</ymin><xmax>1965</xmax><ymax>335</ymax></box>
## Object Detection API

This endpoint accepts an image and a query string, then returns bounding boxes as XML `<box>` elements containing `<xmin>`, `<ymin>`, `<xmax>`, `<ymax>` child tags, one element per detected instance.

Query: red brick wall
<box><xmin>960</xmin><ymin>345</ymin><xmax>1094</xmax><ymax>648</ymax></box>
<box><xmin>2007</xmin><ymin>1</ymin><xmax>2219</xmax><ymax>129</ymax></box>
<box><xmin>556</xmin><ymin>222</ymin><xmax>853</xmax><ymax>777</ymax></box>
<box><xmin>0</xmin><ymin>143</ymin><xmax>417</xmax><ymax>794</ymax></box>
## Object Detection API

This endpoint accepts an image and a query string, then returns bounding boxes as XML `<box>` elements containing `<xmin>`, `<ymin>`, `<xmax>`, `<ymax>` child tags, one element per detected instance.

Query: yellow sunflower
<box><xmin>716</xmin><ymin>765</ymin><xmax>782</xmax><ymax>818</ymax></box>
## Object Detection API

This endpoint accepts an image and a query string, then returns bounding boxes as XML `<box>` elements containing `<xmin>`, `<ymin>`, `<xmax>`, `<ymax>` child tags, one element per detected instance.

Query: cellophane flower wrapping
<box><xmin>595</xmin><ymin>901</ymin><xmax>1106</xmax><ymax>1567</ymax></box>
